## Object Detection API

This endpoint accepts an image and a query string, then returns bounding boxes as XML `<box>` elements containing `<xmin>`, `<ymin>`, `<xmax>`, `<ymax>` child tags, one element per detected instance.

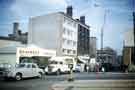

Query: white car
<box><xmin>45</xmin><ymin>56</ymin><xmax>76</xmax><ymax>75</ymax></box>
<box><xmin>45</xmin><ymin>60</ymin><xmax>70</xmax><ymax>75</ymax></box>
<box><xmin>0</xmin><ymin>63</ymin><xmax>44</xmax><ymax>80</ymax></box>
<box><xmin>75</xmin><ymin>64</ymin><xmax>82</xmax><ymax>72</ymax></box>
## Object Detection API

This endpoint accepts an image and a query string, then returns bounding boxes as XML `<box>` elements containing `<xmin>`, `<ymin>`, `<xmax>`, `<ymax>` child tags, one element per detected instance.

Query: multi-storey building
<box><xmin>28</xmin><ymin>6</ymin><xmax>78</xmax><ymax>57</ymax></box>
<box><xmin>77</xmin><ymin>16</ymin><xmax>90</xmax><ymax>56</ymax></box>
<box><xmin>97</xmin><ymin>47</ymin><xmax>117</xmax><ymax>65</ymax></box>
<box><xmin>89</xmin><ymin>37</ymin><xmax>97</xmax><ymax>58</ymax></box>
<box><xmin>96</xmin><ymin>47</ymin><xmax>117</xmax><ymax>71</ymax></box>
<box><xmin>123</xmin><ymin>29</ymin><xmax>134</xmax><ymax>66</ymax></box>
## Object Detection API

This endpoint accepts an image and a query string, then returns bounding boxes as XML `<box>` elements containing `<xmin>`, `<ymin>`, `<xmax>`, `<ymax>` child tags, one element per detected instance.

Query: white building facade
<box><xmin>28</xmin><ymin>12</ymin><xmax>78</xmax><ymax>57</ymax></box>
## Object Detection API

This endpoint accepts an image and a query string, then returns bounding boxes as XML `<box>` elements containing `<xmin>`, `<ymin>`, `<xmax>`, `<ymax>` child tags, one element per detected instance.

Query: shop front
<box><xmin>16</xmin><ymin>46</ymin><xmax>56</xmax><ymax>67</ymax></box>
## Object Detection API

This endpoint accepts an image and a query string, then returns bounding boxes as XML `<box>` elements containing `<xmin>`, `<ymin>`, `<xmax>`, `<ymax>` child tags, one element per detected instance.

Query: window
<box><xmin>17</xmin><ymin>64</ymin><xmax>26</xmax><ymax>68</ymax></box>
<box><xmin>32</xmin><ymin>64</ymin><xmax>36</xmax><ymax>68</ymax></box>
<box><xmin>64</xmin><ymin>17</ymin><xmax>66</xmax><ymax>22</ymax></box>
<box><xmin>67</xmin><ymin>50</ymin><xmax>70</xmax><ymax>53</ymax></box>
<box><xmin>63</xmin><ymin>38</ymin><xmax>66</xmax><ymax>44</ymax></box>
<box><xmin>50</xmin><ymin>61</ymin><xmax>58</xmax><ymax>64</ymax></box>
<box><xmin>73</xmin><ymin>41</ymin><xmax>76</xmax><ymax>46</ymax></box>
<box><xmin>67</xmin><ymin>40</ymin><xmax>70</xmax><ymax>44</ymax></box>
<box><xmin>60</xmin><ymin>62</ymin><xmax>63</xmax><ymax>64</ymax></box>
<box><xmin>73</xmin><ymin>50</ymin><xmax>76</xmax><ymax>54</ymax></box>
<box><xmin>27</xmin><ymin>64</ymin><xmax>31</xmax><ymax>68</ymax></box>
<box><xmin>62</xmin><ymin>49</ymin><xmax>66</xmax><ymax>53</ymax></box>
<box><xmin>67</xmin><ymin>30</ymin><xmax>70</xmax><ymax>35</ymax></box>
<box><xmin>63</xmin><ymin>28</ymin><xmax>66</xmax><ymax>34</ymax></box>
<box><xmin>73</xmin><ymin>23</ymin><xmax>77</xmax><ymax>28</ymax></box>
<box><xmin>70</xmin><ymin>31</ymin><xmax>73</xmax><ymax>36</ymax></box>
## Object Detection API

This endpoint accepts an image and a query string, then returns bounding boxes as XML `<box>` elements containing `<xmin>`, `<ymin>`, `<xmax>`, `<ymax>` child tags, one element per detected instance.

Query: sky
<box><xmin>0</xmin><ymin>0</ymin><xmax>134</xmax><ymax>55</ymax></box>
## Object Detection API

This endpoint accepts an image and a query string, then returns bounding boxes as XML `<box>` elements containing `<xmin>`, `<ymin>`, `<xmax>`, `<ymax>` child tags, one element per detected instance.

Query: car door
<box><xmin>32</xmin><ymin>64</ymin><xmax>38</xmax><ymax>77</ymax></box>
<box><xmin>25</xmin><ymin>64</ymin><xmax>33</xmax><ymax>77</ymax></box>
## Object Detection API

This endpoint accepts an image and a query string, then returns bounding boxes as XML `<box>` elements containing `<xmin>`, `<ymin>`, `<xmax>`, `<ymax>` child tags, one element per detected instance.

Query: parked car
<box><xmin>45</xmin><ymin>56</ymin><xmax>77</xmax><ymax>75</ymax></box>
<box><xmin>0</xmin><ymin>63</ymin><xmax>44</xmax><ymax>80</ymax></box>
<box><xmin>75</xmin><ymin>64</ymin><xmax>82</xmax><ymax>72</ymax></box>
<box><xmin>0</xmin><ymin>63</ymin><xmax>13</xmax><ymax>79</ymax></box>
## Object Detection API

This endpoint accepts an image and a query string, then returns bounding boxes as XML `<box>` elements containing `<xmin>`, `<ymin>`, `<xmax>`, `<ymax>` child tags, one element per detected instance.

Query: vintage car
<box><xmin>0</xmin><ymin>63</ymin><xmax>44</xmax><ymax>80</ymax></box>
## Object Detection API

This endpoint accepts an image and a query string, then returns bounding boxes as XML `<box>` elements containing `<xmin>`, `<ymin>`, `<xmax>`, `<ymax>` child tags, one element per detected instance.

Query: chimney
<box><xmin>80</xmin><ymin>16</ymin><xmax>85</xmax><ymax>24</ymax></box>
<box><xmin>13</xmin><ymin>22</ymin><xmax>19</xmax><ymax>36</ymax></box>
<box><xmin>66</xmin><ymin>6</ymin><xmax>73</xmax><ymax>17</ymax></box>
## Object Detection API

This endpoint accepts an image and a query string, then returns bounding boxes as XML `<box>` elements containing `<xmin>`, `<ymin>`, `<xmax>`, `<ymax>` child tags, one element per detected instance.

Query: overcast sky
<box><xmin>0</xmin><ymin>0</ymin><xmax>134</xmax><ymax>55</ymax></box>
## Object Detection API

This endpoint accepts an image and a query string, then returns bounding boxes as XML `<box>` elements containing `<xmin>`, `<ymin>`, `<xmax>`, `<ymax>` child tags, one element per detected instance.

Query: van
<box><xmin>45</xmin><ymin>56</ymin><xmax>77</xmax><ymax>75</ymax></box>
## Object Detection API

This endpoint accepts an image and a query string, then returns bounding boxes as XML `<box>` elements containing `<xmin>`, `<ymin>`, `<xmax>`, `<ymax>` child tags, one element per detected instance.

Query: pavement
<box><xmin>52</xmin><ymin>80</ymin><xmax>135</xmax><ymax>90</ymax></box>
<box><xmin>0</xmin><ymin>72</ymin><xmax>135</xmax><ymax>90</ymax></box>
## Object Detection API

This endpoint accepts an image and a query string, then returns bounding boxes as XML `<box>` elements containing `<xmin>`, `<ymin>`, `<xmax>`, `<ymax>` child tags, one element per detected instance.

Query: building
<box><xmin>0</xmin><ymin>37</ymin><xmax>56</xmax><ymax>65</ymax></box>
<box><xmin>117</xmin><ymin>55</ymin><xmax>122</xmax><ymax>65</ymax></box>
<box><xmin>0</xmin><ymin>38</ymin><xmax>25</xmax><ymax>65</ymax></box>
<box><xmin>122</xmin><ymin>12</ymin><xmax>135</xmax><ymax>66</ymax></box>
<box><xmin>77</xmin><ymin>16</ymin><xmax>90</xmax><ymax>56</ymax></box>
<box><xmin>28</xmin><ymin>6</ymin><xmax>79</xmax><ymax>57</ymax></box>
<box><xmin>97</xmin><ymin>47</ymin><xmax>117</xmax><ymax>71</ymax></box>
<box><xmin>16</xmin><ymin>45</ymin><xmax>56</xmax><ymax>65</ymax></box>
<box><xmin>123</xmin><ymin>30</ymin><xmax>134</xmax><ymax>66</ymax></box>
<box><xmin>89</xmin><ymin>37</ymin><xmax>97</xmax><ymax>58</ymax></box>
<box><xmin>8</xmin><ymin>22</ymin><xmax>28</xmax><ymax>44</ymax></box>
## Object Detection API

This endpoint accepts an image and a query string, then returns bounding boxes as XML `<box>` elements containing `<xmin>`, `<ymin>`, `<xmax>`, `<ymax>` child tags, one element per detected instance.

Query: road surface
<box><xmin>0</xmin><ymin>72</ymin><xmax>135</xmax><ymax>90</ymax></box>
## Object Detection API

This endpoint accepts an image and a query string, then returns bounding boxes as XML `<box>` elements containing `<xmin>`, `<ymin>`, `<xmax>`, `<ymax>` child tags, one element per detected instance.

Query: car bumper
<box><xmin>0</xmin><ymin>71</ymin><xmax>14</xmax><ymax>78</ymax></box>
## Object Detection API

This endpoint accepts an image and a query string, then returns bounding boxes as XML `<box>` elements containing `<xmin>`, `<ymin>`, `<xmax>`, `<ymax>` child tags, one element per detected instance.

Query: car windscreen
<box><xmin>49</xmin><ymin>61</ymin><xmax>58</xmax><ymax>64</ymax></box>
<box><xmin>16</xmin><ymin>64</ymin><xmax>26</xmax><ymax>68</ymax></box>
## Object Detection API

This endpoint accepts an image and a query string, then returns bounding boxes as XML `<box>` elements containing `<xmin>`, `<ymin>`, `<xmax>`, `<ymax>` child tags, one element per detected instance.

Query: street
<box><xmin>0</xmin><ymin>72</ymin><xmax>135</xmax><ymax>90</ymax></box>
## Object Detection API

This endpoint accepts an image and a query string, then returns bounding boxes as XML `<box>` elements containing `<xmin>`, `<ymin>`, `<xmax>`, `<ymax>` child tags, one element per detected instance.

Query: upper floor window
<box><xmin>73</xmin><ymin>41</ymin><xmax>76</xmax><ymax>46</ymax></box>
<box><xmin>62</xmin><ymin>48</ymin><xmax>66</xmax><ymax>53</ymax></box>
<box><xmin>73</xmin><ymin>50</ymin><xmax>76</xmax><ymax>54</ymax></box>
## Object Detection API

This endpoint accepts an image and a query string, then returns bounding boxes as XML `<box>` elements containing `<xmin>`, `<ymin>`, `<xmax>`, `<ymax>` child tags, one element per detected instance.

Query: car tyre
<box><xmin>38</xmin><ymin>72</ymin><xmax>43</xmax><ymax>78</ymax></box>
<box><xmin>15</xmin><ymin>73</ymin><xmax>22</xmax><ymax>81</ymax></box>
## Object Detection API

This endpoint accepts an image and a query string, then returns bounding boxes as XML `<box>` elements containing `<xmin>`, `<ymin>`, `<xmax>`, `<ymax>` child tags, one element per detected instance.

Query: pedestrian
<box><xmin>84</xmin><ymin>64</ymin><xmax>87</xmax><ymax>72</ymax></box>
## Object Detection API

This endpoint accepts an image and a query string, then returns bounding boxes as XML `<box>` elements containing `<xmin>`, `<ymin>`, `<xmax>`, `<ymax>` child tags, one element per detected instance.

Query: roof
<box><xmin>59</xmin><ymin>12</ymin><xmax>90</xmax><ymax>29</ymax></box>
<box><xmin>0</xmin><ymin>42</ymin><xmax>26</xmax><ymax>54</ymax></box>
<box><xmin>0</xmin><ymin>36</ymin><xmax>19</xmax><ymax>41</ymax></box>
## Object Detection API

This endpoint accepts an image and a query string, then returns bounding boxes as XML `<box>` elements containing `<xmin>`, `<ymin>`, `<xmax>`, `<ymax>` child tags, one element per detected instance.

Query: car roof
<box><xmin>19</xmin><ymin>63</ymin><xmax>37</xmax><ymax>65</ymax></box>
<box><xmin>50</xmin><ymin>56</ymin><xmax>74</xmax><ymax>61</ymax></box>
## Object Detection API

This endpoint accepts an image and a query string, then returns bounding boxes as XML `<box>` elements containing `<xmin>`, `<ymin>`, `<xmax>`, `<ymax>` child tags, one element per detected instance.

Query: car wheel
<box><xmin>15</xmin><ymin>73</ymin><xmax>22</xmax><ymax>81</ymax></box>
<box><xmin>38</xmin><ymin>72</ymin><xmax>43</xmax><ymax>78</ymax></box>
<box><xmin>56</xmin><ymin>69</ymin><xmax>61</xmax><ymax>75</ymax></box>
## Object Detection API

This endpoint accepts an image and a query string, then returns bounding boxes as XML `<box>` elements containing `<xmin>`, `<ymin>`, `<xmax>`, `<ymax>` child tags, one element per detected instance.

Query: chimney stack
<box><xmin>13</xmin><ymin>22</ymin><xmax>19</xmax><ymax>37</ymax></box>
<box><xmin>66</xmin><ymin>6</ymin><xmax>73</xmax><ymax>17</ymax></box>
<box><xmin>80</xmin><ymin>16</ymin><xmax>85</xmax><ymax>24</ymax></box>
